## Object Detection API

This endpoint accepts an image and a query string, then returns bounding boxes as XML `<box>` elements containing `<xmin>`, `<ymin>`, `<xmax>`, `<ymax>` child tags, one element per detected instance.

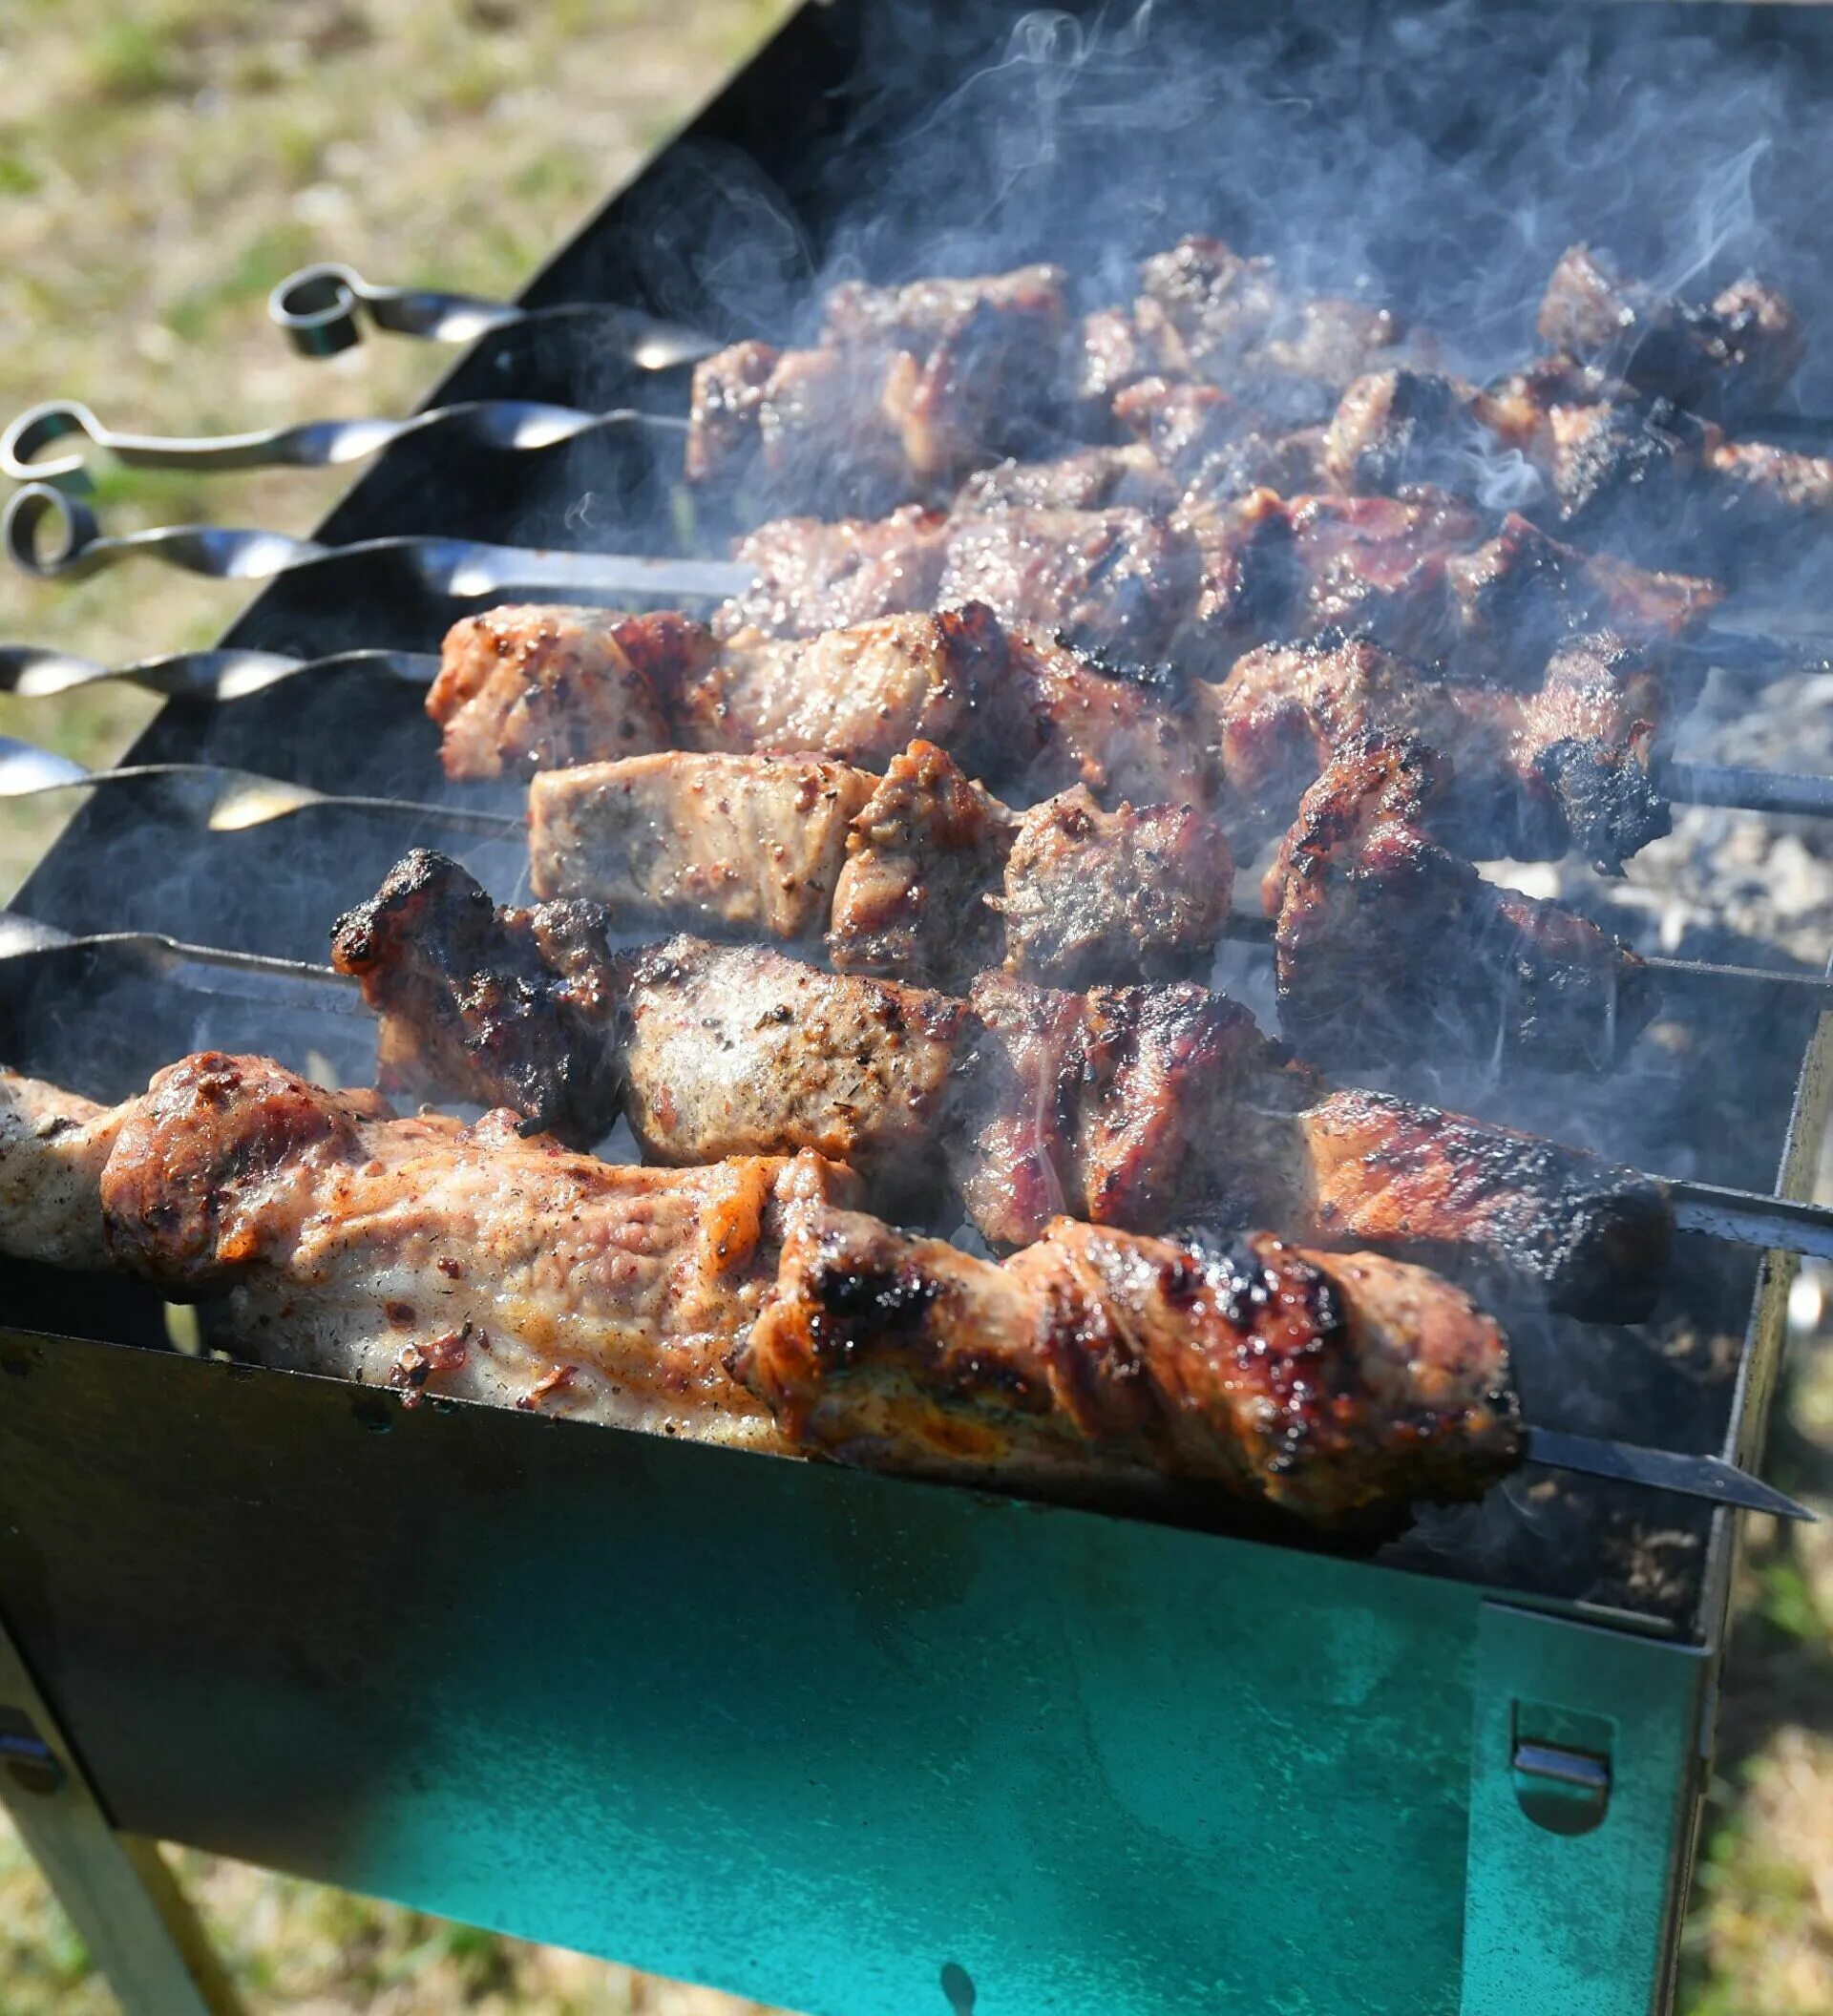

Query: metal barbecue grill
<box><xmin>5</xmin><ymin>3</ymin><xmax>1833</xmax><ymax>2012</ymax></box>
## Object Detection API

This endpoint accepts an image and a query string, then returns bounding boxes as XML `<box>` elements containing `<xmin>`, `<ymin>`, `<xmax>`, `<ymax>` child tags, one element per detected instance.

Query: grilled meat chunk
<box><xmin>716</xmin><ymin>505</ymin><xmax>953</xmax><ymax>641</ymax></box>
<box><xmin>1006</xmin><ymin>628</ymin><xmax>1214</xmax><ymax>807</ymax></box>
<box><xmin>736</xmin><ymin>1206</ymin><xmax>1520</xmax><ymax>1529</ymax></box>
<box><xmin>428</xmin><ymin>604</ymin><xmax>683</xmax><ymax>782</ymax></box>
<box><xmin>14</xmin><ymin>1050</ymin><xmax>855</xmax><ymax>1438</ymax></box>
<box><xmin>677</xmin><ymin>603</ymin><xmax>1035</xmax><ymax>782</ymax></box>
<box><xmin>997</xmin><ymin>788</ymin><xmax>1233</xmax><ymax>987</ymax></box>
<box><xmin>1320</xmin><ymin>368</ymin><xmax>1485</xmax><ymax>495</ymax></box>
<box><xmin>331</xmin><ymin>849</ymin><xmax>622</xmax><ymax>1146</ymax></box>
<box><xmin>687</xmin><ymin>265</ymin><xmax>1070</xmax><ymax>513</ymax></box>
<box><xmin>616</xmin><ymin>938</ymin><xmax>968</xmax><ymax>1202</ymax></box>
<box><xmin>0</xmin><ymin>1071</ymin><xmax>125</xmax><ymax>1270</ymax></box>
<box><xmin>1537</xmin><ymin>244</ymin><xmax>1802</xmax><ymax>416</ymax></box>
<box><xmin>1205</xmin><ymin>628</ymin><xmax>1680</xmax><ymax>870</ymax></box>
<box><xmin>949</xmin><ymin>973</ymin><xmax>1302</xmax><ymax>1250</ymax></box>
<box><xmin>827</xmin><ymin>740</ymin><xmax>1014</xmax><ymax>987</ymax></box>
<box><xmin>527</xmin><ymin>751</ymin><xmax>874</xmax><ymax>940</ymax></box>
<box><xmin>1265</xmin><ymin>737</ymin><xmax>1654</xmax><ymax>1072</ymax></box>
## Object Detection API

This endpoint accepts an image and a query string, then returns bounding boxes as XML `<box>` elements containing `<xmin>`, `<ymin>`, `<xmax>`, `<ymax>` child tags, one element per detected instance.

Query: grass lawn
<box><xmin>0</xmin><ymin>5</ymin><xmax>1829</xmax><ymax>2011</ymax></box>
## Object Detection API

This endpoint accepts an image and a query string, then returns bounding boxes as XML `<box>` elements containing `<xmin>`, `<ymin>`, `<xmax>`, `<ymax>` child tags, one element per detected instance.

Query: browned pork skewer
<box><xmin>330</xmin><ymin>851</ymin><xmax>1674</xmax><ymax>1320</ymax></box>
<box><xmin>0</xmin><ymin>1047</ymin><xmax>1522</xmax><ymax>1531</ymax></box>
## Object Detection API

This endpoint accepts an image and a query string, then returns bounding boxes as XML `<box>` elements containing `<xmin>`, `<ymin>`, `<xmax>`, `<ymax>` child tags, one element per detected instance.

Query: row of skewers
<box><xmin>1</xmin><ymin>234</ymin><xmax>1829</xmax><ymax>1536</ymax></box>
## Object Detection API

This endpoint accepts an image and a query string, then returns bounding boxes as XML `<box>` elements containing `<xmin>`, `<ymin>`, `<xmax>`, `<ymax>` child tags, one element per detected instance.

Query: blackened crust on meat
<box><xmin>1301</xmin><ymin>1088</ymin><xmax>1671</xmax><ymax>1321</ymax></box>
<box><xmin>735</xmin><ymin>1204</ymin><xmax>1519</xmax><ymax>1530</ymax></box>
<box><xmin>330</xmin><ymin>850</ymin><xmax>622</xmax><ymax>1147</ymax></box>
<box><xmin>1533</xmin><ymin>735</ymin><xmax>1673</xmax><ymax>874</ymax></box>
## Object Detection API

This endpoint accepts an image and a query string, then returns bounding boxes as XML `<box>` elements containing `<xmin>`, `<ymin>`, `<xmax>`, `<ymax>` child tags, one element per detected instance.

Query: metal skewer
<box><xmin>2</xmin><ymin>399</ymin><xmax>688</xmax><ymax>486</ymax></box>
<box><xmin>0</xmin><ymin>916</ymin><xmax>1812</xmax><ymax>1522</ymax></box>
<box><xmin>0</xmin><ymin>737</ymin><xmax>522</xmax><ymax>839</ymax></box>
<box><xmin>267</xmin><ymin>262</ymin><xmax>719</xmax><ymax>368</ymax></box>
<box><xmin>15</xmin><ymin>485</ymin><xmax>1833</xmax><ymax>679</ymax></box>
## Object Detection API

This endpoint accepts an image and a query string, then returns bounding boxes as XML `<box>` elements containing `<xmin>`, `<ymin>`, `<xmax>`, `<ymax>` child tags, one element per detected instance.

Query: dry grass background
<box><xmin>0</xmin><ymin>3</ymin><xmax>1828</xmax><ymax>2012</ymax></box>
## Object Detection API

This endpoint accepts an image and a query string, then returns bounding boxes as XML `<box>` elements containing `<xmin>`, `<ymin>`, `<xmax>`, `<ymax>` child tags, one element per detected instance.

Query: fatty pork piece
<box><xmin>528</xmin><ymin>751</ymin><xmax>874</xmax><ymax>942</ymax></box>
<box><xmin>952</xmin><ymin>971</ymin><xmax>1671</xmax><ymax>1320</ymax></box>
<box><xmin>994</xmin><ymin>788</ymin><xmax>1233</xmax><ymax>987</ymax></box>
<box><xmin>1206</xmin><ymin>629</ymin><xmax>1680</xmax><ymax>871</ymax></box>
<box><xmin>616</xmin><ymin>938</ymin><xmax>967</xmax><ymax>1207</ymax></box>
<box><xmin>1265</xmin><ymin>736</ymin><xmax>1654</xmax><ymax>1073</ymax></box>
<box><xmin>686</xmin><ymin>263</ymin><xmax>1070</xmax><ymax>512</ymax></box>
<box><xmin>1537</xmin><ymin>244</ymin><xmax>1802</xmax><ymax>417</ymax></box>
<box><xmin>426</xmin><ymin>603</ymin><xmax>689</xmax><ymax>782</ymax></box>
<box><xmin>736</xmin><ymin>1207</ymin><xmax>1521</xmax><ymax>1530</ymax></box>
<box><xmin>827</xmin><ymin>739</ymin><xmax>1015</xmax><ymax>987</ymax></box>
<box><xmin>330</xmin><ymin>847</ymin><xmax>622</xmax><ymax>1145</ymax></box>
<box><xmin>0</xmin><ymin>1050</ymin><xmax>855</xmax><ymax>1438</ymax></box>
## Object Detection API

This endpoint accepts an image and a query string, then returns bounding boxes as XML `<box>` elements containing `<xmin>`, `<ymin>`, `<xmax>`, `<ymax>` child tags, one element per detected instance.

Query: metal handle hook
<box><xmin>269</xmin><ymin>262</ymin><xmax>523</xmax><ymax>358</ymax></box>
<box><xmin>1</xmin><ymin>403</ymin><xmax>108</xmax><ymax>488</ymax></box>
<box><xmin>5</xmin><ymin>485</ymin><xmax>100</xmax><ymax>579</ymax></box>
<box><xmin>4</xmin><ymin>484</ymin><xmax>328</xmax><ymax>584</ymax></box>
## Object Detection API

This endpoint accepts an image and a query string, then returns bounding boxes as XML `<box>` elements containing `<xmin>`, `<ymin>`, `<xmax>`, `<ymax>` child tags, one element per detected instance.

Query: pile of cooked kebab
<box><xmin>3</xmin><ymin>237</ymin><xmax>1822</xmax><ymax>1536</ymax></box>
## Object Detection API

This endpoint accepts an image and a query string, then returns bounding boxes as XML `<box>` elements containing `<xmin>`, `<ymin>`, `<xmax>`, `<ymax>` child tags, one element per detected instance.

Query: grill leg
<box><xmin>0</xmin><ymin>1605</ymin><xmax>245</xmax><ymax>2016</ymax></box>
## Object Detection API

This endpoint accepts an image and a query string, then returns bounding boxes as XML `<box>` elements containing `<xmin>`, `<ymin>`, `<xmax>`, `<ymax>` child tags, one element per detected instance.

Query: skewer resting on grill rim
<box><xmin>0</xmin><ymin>982</ymin><xmax>1807</xmax><ymax>1524</ymax></box>
<box><xmin>12</xmin><ymin>484</ymin><xmax>1833</xmax><ymax>684</ymax></box>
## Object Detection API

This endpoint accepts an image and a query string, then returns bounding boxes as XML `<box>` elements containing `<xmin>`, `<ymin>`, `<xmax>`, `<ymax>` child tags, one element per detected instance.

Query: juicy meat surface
<box><xmin>1005</xmin><ymin>629</ymin><xmax>1214</xmax><ymax>808</ymax></box>
<box><xmin>527</xmin><ymin>751</ymin><xmax>874</xmax><ymax>940</ymax></box>
<box><xmin>43</xmin><ymin>1049</ymin><xmax>859</xmax><ymax>1438</ymax></box>
<box><xmin>956</xmin><ymin>443</ymin><xmax>1173</xmax><ymax>514</ymax></box>
<box><xmin>0</xmin><ymin>1071</ymin><xmax>125</xmax><ymax>1270</ymax></box>
<box><xmin>678</xmin><ymin>603</ymin><xmax>1037</xmax><ymax>783</ymax></box>
<box><xmin>616</xmin><ymin>937</ymin><xmax>969</xmax><ymax>1200</ymax></box>
<box><xmin>949</xmin><ymin>972</ymin><xmax>1318</xmax><ymax>1249</ymax></box>
<box><xmin>716</xmin><ymin>506</ymin><xmax>952</xmax><ymax>642</ymax></box>
<box><xmin>1537</xmin><ymin>244</ymin><xmax>1802</xmax><ymax>416</ymax></box>
<box><xmin>827</xmin><ymin>740</ymin><xmax>1014</xmax><ymax>988</ymax></box>
<box><xmin>330</xmin><ymin>849</ymin><xmax>622</xmax><ymax>1147</ymax></box>
<box><xmin>997</xmin><ymin>787</ymin><xmax>1233</xmax><ymax>987</ymax></box>
<box><xmin>428</xmin><ymin>604</ymin><xmax>685</xmax><ymax>781</ymax></box>
<box><xmin>736</xmin><ymin>1206</ymin><xmax>1520</xmax><ymax>1528</ymax></box>
<box><xmin>1265</xmin><ymin>737</ymin><xmax>1654</xmax><ymax>1072</ymax></box>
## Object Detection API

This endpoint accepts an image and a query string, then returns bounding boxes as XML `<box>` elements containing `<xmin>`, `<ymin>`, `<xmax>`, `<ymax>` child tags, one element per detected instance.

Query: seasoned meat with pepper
<box><xmin>827</xmin><ymin>740</ymin><xmax>1014</xmax><ymax>988</ymax></box>
<box><xmin>677</xmin><ymin>603</ymin><xmax>1037</xmax><ymax>781</ymax></box>
<box><xmin>715</xmin><ymin>506</ymin><xmax>953</xmax><ymax>642</ymax></box>
<box><xmin>527</xmin><ymin>751</ymin><xmax>874</xmax><ymax>940</ymax></box>
<box><xmin>996</xmin><ymin>788</ymin><xmax>1233</xmax><ymax>987</ymax></box>
<box><xmin>736</xmin><ymin>1206</ymin><xmax>1520</xmax><ymax>1529</ymax></box>
<box><xmin>1265</xmin><ymin>736</ymin><xmax>1654</xmax><ymax>1072</ymax></box>
<box><xmin>0</xmin><ymin>1050</ymin><xmax>856</xmax><ymax>1438</ymax></box>
<box><xmin>956</xmin><ymin>443</ymin><xmax>1173</xmax><ymax>514</ymax></box>
<box><xmin>427</xmin><ymin>603</ymin><xmax>684</xmax><ymax>782</ymax></box>
<box><xmin>616</xmin><ymin>937</ymin><xmax>969</xmax><ymax>1204</ymax></box>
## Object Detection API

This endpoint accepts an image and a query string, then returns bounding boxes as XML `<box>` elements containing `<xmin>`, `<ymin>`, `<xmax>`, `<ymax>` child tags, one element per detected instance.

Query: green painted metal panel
<box><xmin>1462</xmin><ymin>1604</ymin><xmax>1708</xmax><ymax>2016</ymax></box>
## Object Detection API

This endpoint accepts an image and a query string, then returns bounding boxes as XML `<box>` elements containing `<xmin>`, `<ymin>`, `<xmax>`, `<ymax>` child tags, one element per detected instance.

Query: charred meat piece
<box><xmin>1265</xmin><ymin>737</ymin><xmax>1654</xmax><ymax>1072</ymax></box>
<box><xmin>736</xmin><ymin>1206</ymin><xmax>1520</xmax><ymax>1529</ymax></box>
<box><xmin>997</xmin><ymin>788</ymin><xmax>1233</xmax><ymax>987</ymax></box>
<box><xmin>1537</xmin><ymin>244</ymin><xmax>1802</xmax><ymax>417</ymax></box>
<box><xmin>678</xmin><ymin>603</ymin><xmax>1036</xmax><ymax>782</ymax></box>
<box><xmin>616</xmin><ymin>937</ymin><xmax>968</xmax><ymax>1204</ymax></box>
<box><xmin>687</xmin><ymin>265</ymin><xmax>1070</xmax><ymax>513</ymax></box>
<box><xmin>527</xmin><ymin>751</ymin><xmax>874</xmax><ymax>941</ymax></box>
<box><xmin>827</xmin><ymin>740</ymin><xmax>1014</xmax><ymax>988</ymax></box>
<box><xmin>949</xmin><ymin>972</ymin><xmax>1301</xmax><ymax>1250</ymax></box>
<box><xmin>330</xmin><ymin>848</ymin><xmax>622</xmax><ymax>1146</ymax></box>
<box><xmin>1113</xmin><ymin>377</ymin><xmax>1325</xmax><ymax>502</ymax></box>
<box><xmin>428</xmin><ymin>604</ymin><xmax>685</xmax><ymax>782</ymax></box>
<box><xmin>1320</xmin><ymin>368</ymin><xmax>1486</xmax><ymax>496</ymax></box>
<box><xmin>1205</xmin><ymin>627</ymin><xmax>1683</xmax><ymax>870</ymax></box>
<box><xmin>5</xmin><ymin>1050</ymin><xmax>854</xmax><ymax>1438</ymax></box>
